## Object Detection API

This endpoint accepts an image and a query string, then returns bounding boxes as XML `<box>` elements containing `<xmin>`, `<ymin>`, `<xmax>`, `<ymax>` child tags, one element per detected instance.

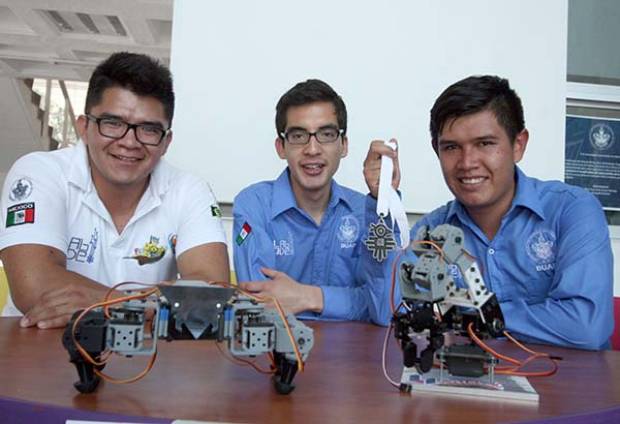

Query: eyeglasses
<box><xmin>280</xmin><ymin>126</ymin><xmax>344</xmax><ymax>145</ymax></box>
<box><xmin>85</xmin><ymin>114</ymin><xmax>170</xmax><ymax>146</ymax></box>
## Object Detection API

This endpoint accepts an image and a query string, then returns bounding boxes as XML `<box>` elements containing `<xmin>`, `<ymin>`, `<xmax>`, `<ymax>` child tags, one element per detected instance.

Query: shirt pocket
<box><xmin>503</xmin><ymin>276</ymin><xmax>552</xmax><ymax>304</ymax></box>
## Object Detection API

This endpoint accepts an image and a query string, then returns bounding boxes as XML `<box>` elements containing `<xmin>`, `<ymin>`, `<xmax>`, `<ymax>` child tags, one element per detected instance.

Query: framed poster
<box><xmin>565</xmin><ymin>115</ymin><xmax>620</xmax><ymax>210</ymax></box>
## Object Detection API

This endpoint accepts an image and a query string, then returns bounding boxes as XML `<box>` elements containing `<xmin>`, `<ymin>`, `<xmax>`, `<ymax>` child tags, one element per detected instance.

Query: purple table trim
<box><xmin>519</xmin><ymin>406</ymin><xmax>620</xmax><ymax>424</ymax></box>
<box><xmin>0</xmin><ymin>395</ymin><xmax>171</xmax><ymax>424</ymax></box>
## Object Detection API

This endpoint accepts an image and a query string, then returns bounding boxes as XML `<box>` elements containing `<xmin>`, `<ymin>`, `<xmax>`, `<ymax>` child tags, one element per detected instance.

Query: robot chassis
<box><xmin>393</xmin><ymin>224</ymin><xmax>505</xmax><ymax>388</ymax></box>
<box><xmin>62</xmin><ymin>281</ymin><xmax>314</xmax><ymax>395</ymax></box>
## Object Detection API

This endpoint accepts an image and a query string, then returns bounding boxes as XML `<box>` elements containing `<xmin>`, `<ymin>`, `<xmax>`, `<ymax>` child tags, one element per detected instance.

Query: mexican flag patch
<box><xmin>236</xmin><ymin>222</ymin><xmax>252</xmax><ymax>245</ymax></box>
<box><xmin>6</xmin><ymin>202</ymin><xmax>35</xmax><ymax>227</ymax></box>
<box><xmin>211</xmin><ymin>205</ymin><xmax>222</xmax><ymax>217</ymax></box>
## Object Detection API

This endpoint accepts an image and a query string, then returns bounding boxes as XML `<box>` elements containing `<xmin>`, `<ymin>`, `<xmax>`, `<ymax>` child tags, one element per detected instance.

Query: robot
<box><xmin>392</xmin><ymin>224</ymin><xmax>505</xmax><ymax>387</ymax></box>
<box><xmin>62</xmin><ymin>281</ymin><xmax>314</xmax><ymax>395</ymax></box>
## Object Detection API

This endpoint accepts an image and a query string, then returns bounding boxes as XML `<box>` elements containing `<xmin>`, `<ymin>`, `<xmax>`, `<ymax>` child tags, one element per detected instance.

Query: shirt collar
<box><xmin>271</xmin><ymin>168</ymin><xmax>353</xmax><ymax>218</ymax></box>
<box><xmin>147</xmin><ymin>158</ymin><xmax>171</xmax><ymax>198</ymax></box>
<box><xmin>67</xmin><ymin>141</ymin><xmax>93</xmax><ymax>192</ymax></box>
<box><xmin>510</xmin><ymin>166</ymin><xmax>546</xmax><ymax>220</ymax></box>
<box><xmin>446</xmin><ymin>165</ymin><xmax>546</xmax><ymax>222</ymax></box>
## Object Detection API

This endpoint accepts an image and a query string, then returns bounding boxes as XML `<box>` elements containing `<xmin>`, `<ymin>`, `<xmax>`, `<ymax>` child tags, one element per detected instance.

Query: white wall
<box><xmin>168</xmin><ymin>0</ymin><xmax>568</xmax><ymax>214</ymax></box>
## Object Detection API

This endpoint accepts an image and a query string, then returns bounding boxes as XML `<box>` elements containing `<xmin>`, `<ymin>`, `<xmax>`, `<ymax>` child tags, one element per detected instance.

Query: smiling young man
<box><xmin>397</xmin><ymin>75</ymin><xmax>613</xmax><ymax>349</ymax></box>
<box><xmin>233</xmin><ymin>79</ymin><xmax>397</xmax><ymax>323</ymax></box>
<box><xmin>0</xmin><ymin>52</ymin><xmax>229</xmax><ymax>328</ymax></box>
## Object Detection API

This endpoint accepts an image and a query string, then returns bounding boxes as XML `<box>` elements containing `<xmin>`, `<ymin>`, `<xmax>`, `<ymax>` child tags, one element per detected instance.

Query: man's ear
<box><xmin>275</xmin><ymin>137</ymin><xmax>286</xmax><ymax>159</ymax></box>
<box><xmin>341</xmin><ymin>135</ymin><xmax>349</xmax><ymax>158</ymax></box>
<box><xmin>161</xmin><ymin>130</ymin><xmax>173</xmax><ymax>155</ymax></box>
<box><xmin>76</xmin><ymin>115</ymin><xmax>88</xmax><ymax>141</ymax></box>
<box><xmin>513</xmin><ymin>129</ymin><xmax>529</xmax><ymax>163</ymax></box>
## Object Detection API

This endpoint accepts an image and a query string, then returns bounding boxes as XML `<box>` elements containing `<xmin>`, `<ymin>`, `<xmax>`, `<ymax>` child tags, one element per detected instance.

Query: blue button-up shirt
<box><xmin>233</xmin><ymin>169</ymin><xmax>390</xmax><ymax>323</ymax></box>
<box><xmin>392</xmin><ymin>167</ymin><xmax>613</xmax><ymax>350</ymax></box>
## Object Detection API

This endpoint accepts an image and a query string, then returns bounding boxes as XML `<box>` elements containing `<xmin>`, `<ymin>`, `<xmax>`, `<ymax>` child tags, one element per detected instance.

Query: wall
<box><xmin>168</xmin><ymin>0</ymin><xmax>568</xmax><ymax>214</ymax></box>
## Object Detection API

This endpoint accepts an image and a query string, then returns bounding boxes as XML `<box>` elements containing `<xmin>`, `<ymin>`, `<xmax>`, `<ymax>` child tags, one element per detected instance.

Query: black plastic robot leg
<box><xmin>272</xmin><ymin>352</ymin><xmax>298</xmax><ymax>395</ymax></box>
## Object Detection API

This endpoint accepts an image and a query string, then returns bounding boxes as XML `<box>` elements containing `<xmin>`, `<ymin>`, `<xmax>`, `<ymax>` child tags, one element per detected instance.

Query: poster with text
<box><xmin>565</xmin><ymin>115</ymin><xmax>620</xmax><ymax>210</ymax></box>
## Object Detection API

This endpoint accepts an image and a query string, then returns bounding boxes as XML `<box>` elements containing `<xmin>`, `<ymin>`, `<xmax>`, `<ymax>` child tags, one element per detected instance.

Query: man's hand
<box><xmin>239</xmin><ymin>268</ymin><xmax>323</xmax><ymax>315</ymax></box>
<box><xmin>20</xmin><ymin>284</ymin><xmax>113</xmax><ymax>329</ymax></box>
<box><xmin>363</xmin><ymin>139</ymin><xmax>401</xmax><ymax>198</ymax></box>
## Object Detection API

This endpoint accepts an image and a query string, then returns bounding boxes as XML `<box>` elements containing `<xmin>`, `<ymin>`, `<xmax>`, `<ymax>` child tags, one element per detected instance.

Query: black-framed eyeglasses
<box><xmin>85</xmin><ymin>114</ymin><xmax>170</xmax><ymax>146</ymax></box>
<box><xmin>280</xmin><ymin>126</ymin><xmax>344</xmax><ymax>146</ymax></box>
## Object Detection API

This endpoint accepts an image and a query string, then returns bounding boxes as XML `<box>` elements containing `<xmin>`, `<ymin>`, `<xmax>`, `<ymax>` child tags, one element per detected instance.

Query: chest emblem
<box><xmin>126</xmin><ymin>235</ymin><xmax>166</xmax><ymax>265</ymax></box>
<box><xmin>273</xmin><ymin>231</ymin><xmax>294</xmax><ymax>256</ymax></box>
<box><xmin>526</xmin><ymin>230</ymin><xmax>556</xmax><ymax>271</ymax></box>
<box><xmin>337</xmin><ymin>215</ymin><xmax>359</xmax><ymax>248</ymax></box>
<box><xmin>67</xmin><ymin>228</ymin><xmax>98</xmax><ymax>264</ymax></box>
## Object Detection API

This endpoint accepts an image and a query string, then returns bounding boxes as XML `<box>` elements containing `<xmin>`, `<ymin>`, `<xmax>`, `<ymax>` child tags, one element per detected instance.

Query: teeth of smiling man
<box><xmin>460</xmin><ymin>177</ymin><xmax>485</xmax><ymax>184</ymax></box>
<box><xmin>115</xmin><ymin>154</ymin><xmax>139</xmax><ymax>162</ymax></box>
<box><xmin>303</xmin><ymin>164</ymin><xmax>323</xmax><ymax>169</ymax></box>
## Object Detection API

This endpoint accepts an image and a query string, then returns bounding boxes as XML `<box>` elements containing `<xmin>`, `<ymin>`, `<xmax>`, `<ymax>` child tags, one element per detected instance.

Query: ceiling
<box><xmin>0</xmin><ymin>0</ymin><xmax>173</xmax><ymax>82</ymax></box>
<box><xmin>0</xmin><ymin>0</ymin><xmax>172</xmax><ymax>187</ymax></box>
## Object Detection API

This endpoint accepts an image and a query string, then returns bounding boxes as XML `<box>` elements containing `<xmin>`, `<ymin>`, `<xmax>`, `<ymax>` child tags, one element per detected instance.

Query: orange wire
<box><xmin>72</xmin><ymin>287</ymin><xmax>159</xmax><ymax>367</ymax></box>
<box><xmin>171</xmin><ymin>281</ymin><xmax>305</xmax><ymax>373</ymax></box>
<box><xmin>390</xmin><ymin>249</ymin><xmax>405</xmax><ymax>314</ymax></box>
<box><xmin>74</xmin><ymin>280</ymin><xmax>305</xmax><ymax>386</ymax></box>
<box><xmin>215</xmin><ymin>341</ymin><xmax>274</xmax><ymax>374</ymax></box>
<box><xmin>94</xmin><ymin>348</ymin><xmax>158</xmax><ymax>384</ymax></box>
<box><xmin>391</xmin><ymin>239</ymin><xmax>557</xmax><ymax>379</ymax></box>
<box><xmin>503</xmin><ymin>330</ymin><xmax>538</xmax><ymax>355</ymax></box>
<box><xmin>204</xmin><ymin>280</ymin><xmax>305</xmax><ymax>373</ymax></box>
<box><xmin>272</xmin><ymin>298</ymin><xmax>305</xmax><ymax>372</ymax></box>
<box><xmin>102</xmin><ymin>281</ymin><xmax>161</xmax><ymax>318</ymax></box>
<box><xmin>496</xmin><ymin>354</ymin><xmax>558</xmax><ymax>377</ymax></box>
<box><xmin>467</xmin><ymin>323</ymin><xmax>521</xmax><ymax>366</ymax></box>
<box><xmin>466</xmin><ymin>322</ymin><xmax>558</xmax><ymax>377</ymax></box>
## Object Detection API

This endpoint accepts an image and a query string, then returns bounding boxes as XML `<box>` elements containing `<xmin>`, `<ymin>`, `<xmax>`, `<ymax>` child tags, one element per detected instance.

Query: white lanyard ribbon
<box><xmin>376</xmin><ymin>140</ymin><xmax>410</xmax><ymax>248</ymax></box>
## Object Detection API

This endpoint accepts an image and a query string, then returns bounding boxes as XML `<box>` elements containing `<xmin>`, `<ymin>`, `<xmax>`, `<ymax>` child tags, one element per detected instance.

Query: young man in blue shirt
<box><xmin>233</xmin><ymin>79</ymin><xmax>397</xmax><ymax>323</ymax></box>
<box><xmin>380</xmin><ymin>75</ymin><xmax>613</xmax><ymax>349</ymax></box>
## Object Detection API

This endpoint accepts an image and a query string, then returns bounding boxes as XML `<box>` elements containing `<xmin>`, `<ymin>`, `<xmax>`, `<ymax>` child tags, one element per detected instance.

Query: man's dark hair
<box><xmin>429</xmin><ymin>75</ymin><xmax>525</xmax><ymax>152</ymax></box>
<box><xmin>275</xmin><ymin>79</ymin><xmax>347</xmax><ymax>136</ymax></box>
<box><xmin>85</xmin><ymin>52</ymin><xmax>175</xmax><ymax>125</ymax></box>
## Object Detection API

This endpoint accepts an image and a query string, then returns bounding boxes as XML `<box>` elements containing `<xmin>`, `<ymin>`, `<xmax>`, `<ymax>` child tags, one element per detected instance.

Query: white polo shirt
<box><xmin>0</xmin><ymin>141</ymin><xmax>226</xmax><ymax>316</ymax></box>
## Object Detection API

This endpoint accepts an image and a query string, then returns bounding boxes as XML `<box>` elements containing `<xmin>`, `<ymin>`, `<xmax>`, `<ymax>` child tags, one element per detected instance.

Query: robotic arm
<box><xmin>62</xmin><ymin>281</ymin><xmax>314</xmax><ymax>395</ymax></box>
<box><xmin>393</xmin><ymin>224</ymin><xmax>504</xmax><ymax>378</ymax></box>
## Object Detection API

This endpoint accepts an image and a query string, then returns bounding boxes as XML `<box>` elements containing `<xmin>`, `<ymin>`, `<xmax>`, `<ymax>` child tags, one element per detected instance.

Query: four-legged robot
<box><xmin>62</xmin><ymin>281</ymin><xmax>314</xmax><ymax>395</ymax></box>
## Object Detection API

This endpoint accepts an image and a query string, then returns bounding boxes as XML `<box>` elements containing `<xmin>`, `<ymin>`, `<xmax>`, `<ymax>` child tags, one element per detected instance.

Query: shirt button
<box><xmin>488</xmin><ymin>248</ymin><xmax>495</xmax><ymax>255</ymax></box>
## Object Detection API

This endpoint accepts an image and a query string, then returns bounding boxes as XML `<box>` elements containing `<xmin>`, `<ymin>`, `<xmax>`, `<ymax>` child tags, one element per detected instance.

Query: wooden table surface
<box><xmin>1</xmin><ymin>317</ymin><xmax>619</xmax><ymax>423</ymax></box>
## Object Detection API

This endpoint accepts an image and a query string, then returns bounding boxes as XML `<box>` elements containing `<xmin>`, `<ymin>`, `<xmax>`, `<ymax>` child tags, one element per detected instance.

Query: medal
<box><xmin>364</xmin><ymin>214</ymin><xmax>397</xmax><ymax>262</ymax></box>
<box><xmin>364</xmin><ymin>139</ymin><xmax>410</xmax><ymax>261</ymax></box>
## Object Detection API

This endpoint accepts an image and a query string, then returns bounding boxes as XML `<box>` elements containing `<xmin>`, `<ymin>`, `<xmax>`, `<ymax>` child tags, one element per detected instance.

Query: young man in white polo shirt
<box><xmin>0</xmin><ymin>52</ymin><xmax>229</xmax><ymax>329</ymax></box>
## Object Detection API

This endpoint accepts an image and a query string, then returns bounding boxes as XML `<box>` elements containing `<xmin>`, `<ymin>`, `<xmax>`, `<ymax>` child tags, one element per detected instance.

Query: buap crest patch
<box><xmin>526</xmin><ymin>230</ymin><xmax>556</xmax><ymax>272</ymax></box>
<box><xmin>337</xmin><ymin>215</ymin><xmax>359</xmax><ymax>248</ymax></box>
<box><xmin>9</xmin><ymin>177</ymin><xmax>33</xmax><ymax>202</ymax></box>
